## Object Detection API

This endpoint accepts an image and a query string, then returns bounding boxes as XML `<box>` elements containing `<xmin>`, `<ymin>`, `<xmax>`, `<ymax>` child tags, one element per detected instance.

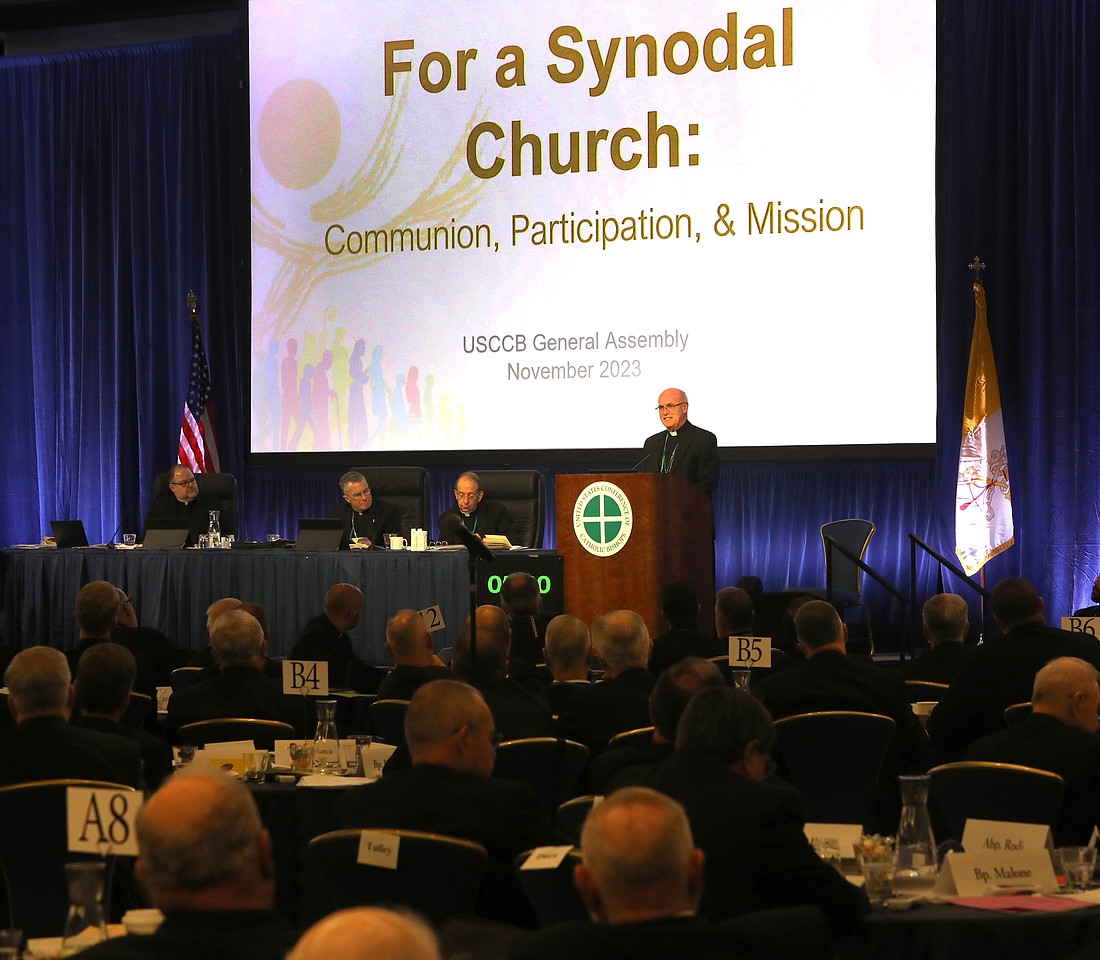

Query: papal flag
<box><xmin>955</xmin><ymin>280</ymin><xmax>1013</xmax><ymax>575</ymax></box>
<box><xmin>177</xmin><ymin>292</ymin><xmax>221</xmax><ymax>474</ymax></box>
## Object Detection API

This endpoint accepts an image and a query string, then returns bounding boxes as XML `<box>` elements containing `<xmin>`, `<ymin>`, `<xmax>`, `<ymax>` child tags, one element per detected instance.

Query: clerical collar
<box><xmin>669</xmin><ymin>430</ymin><xmax>678</xmax><ymax>437</ymax></box>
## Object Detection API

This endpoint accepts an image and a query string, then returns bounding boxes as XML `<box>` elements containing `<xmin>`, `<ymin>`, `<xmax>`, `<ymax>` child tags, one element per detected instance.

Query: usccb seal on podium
<box><xmin>573</xmin><ymin>482</ymin><xmax>633</xmax><ymax>557</ymax></box>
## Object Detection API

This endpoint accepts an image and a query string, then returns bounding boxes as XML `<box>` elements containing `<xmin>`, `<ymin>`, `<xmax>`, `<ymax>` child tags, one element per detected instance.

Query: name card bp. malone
<box><xmin>935</xmin><ymin>820</ymin><xmax>1057</xmax><ymax>896</ymax></box>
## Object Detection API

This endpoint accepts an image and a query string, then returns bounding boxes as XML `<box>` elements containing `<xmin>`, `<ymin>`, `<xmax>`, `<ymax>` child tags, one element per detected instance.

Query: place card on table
<box><xmin>520</xmin><ymin>846</ymin><xmax>575</xmax><ymax>870</ymax></box>
<box><xmin>961</xmin><ymin>819</ymin><xmax>1054</xmax><ymax>857</ymax></box>
<box><xmin>932</xmin><ymin>820</ymin><xmax>1058</xmax><ymax>896</ymax></box>
<box><xmin>1060</xmin><ymin>616</ymin><xmax>1100</xmax><ymax>638</ymax></box>
<box><xmin>804</xmin><ymin>823</ymin><xmax>862</xmax><ymax>857</ymax></box>
<box><xmin>357</xmin><ymin>830</ymin><xmax>400</xmax><ymax>869</ymax></box>
<box><xmin>360</xmin><ymin>742</ymin><xmax>397</xmax><ymax>779</ymax></box>
<box><xmin>728</xmin><ymin>636</ymin><xmax>772</xmax><ymax>668</ymax></box>
<box><xmin>420</xmin><ymin>604</ymin><xmax>446</xmax><ymax>633</ymax></box>
<box><xmin>67</xmin><ymin>786</ymin><xmax>143</xmax><ymax>856</ymax></box>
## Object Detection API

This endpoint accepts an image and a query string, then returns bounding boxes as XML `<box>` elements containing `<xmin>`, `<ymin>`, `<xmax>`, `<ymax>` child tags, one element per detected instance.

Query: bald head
<box><xmin>288</xmin><ymin>908</ymin><xmax>440</xmax><ymax>960</ymax></box>
<box><xmin>591</xmin><ymin>610</ymin><xmax>651</xmax><ymax>677</ymax></box>
<box><xmin>794</xmin><ymin>600</ymin><xmax>845</xmax><ymax>653</ymax></box>
<box><xmin>75</xmin><ymin>580</ymin><xmax>122</xmax><ymax>637</ymax></box>
<box><xmin>500</xmin><ymin>572</ymin><xmax>541</xmax><ymax>618</ymax></box>
<box><xmin>453</xmin><ymin>605</ymin><xmax>511</xmax><ymax>679</ymax></box>
<box><xmin>404</xmin><ymin>680</ymin><xmax>496</xmax><ymax>777</ymax></box>
<box><xmin>136</xmin><ymin>771</ymin><xmax>273</xmax><ymax>912</ymax></box>
<box><xmin>385</xmin><ymin>610</ymin><xmax>434</xmax><ymax>666</ymax></box>
<box><xmin>5</xmin><ymin>646</ymin><xmax>72</xmax><ymax>722</ymax></box>
<box><xmin>325</xmin><ymin>583</ymin><xmax>364</xmax><ymax>631</ymax></box>
<box><xmin>576</xmin><ymin>787</ymin><xmax>703</xmax><ymax>924</ymax></box>
<box><xmin>544</xmin><ymin>615</ymin><xmax>592</xmax><ymax>680</ymax></box>
<box><xmin>1032</xmin><ymin>657</ymin><xmax>1100</xmax><ymax>733</ymax></box>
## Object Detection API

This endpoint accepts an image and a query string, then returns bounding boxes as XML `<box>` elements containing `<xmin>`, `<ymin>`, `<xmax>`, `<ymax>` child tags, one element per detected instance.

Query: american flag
<box><xmin>178</xmin><ymin>293</ymin><xmax>221</xmax><ymax>473</ymax></box>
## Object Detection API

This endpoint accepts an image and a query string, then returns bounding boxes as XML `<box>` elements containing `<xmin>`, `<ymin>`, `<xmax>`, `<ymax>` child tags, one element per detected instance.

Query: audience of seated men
<box><xmin>588</xmin><ymin>658</ymin><xmax>724</xmax><ymax>794</ymax></box>
<box><xmin>649</xmin><ymin>582</ymin><xmax>721</xmax><ymax>676</ymax></box>
<box><xmin>67</xmin><ymin>581</ymin><xmax>157</xmax><ymax>702</ymax></box>
<box><xmin>554</xmin><ymin>610</ymin><xmax>657</xmax><ymax>753</ymax></box>
<box><xmin>75</xmin><ymin>642</ymin><xmax>174</xmax><ymax>790</ymax></box>
<box><xmin>375</xmin><ymin>609</ymin><xmax>452</xmax><ymax>700</ymax></box>
<box><xmin>338</xmin><ymin>680</ymin><xmax>562</xmax><ymax>926</ymax></box>
<box><xmin>928</xmin><ymin>577</ymin><xmax>1100</xmax><ymax>762</ymax></box>
<box><xmin>965</xmin><ymin>657</ymin><xmax>1100</xmax><ymax>845</ymax></box>
<box><xmin>900</xmin><ymin>593</ymin><xmax>973</xmax><ymax>684</ymax></box>
<box><xmin>289</xmin><ymin>907</ymin><xmax>441</xmax><ymax>960</ymax></box>
<box><xmin>510</xmin><ymin>785</ymin><xmax>833</xmax><ymax>960</ymax></box>
<box><xmin>541</xmin><ymin>615</ymin><xmax>594</xmax><ymax>718</ymax></box>
<box><xmin>593</xmin><ymin>687</ymin><xmax>868</xmax><ymax>934</ymax></box>
<box><xmin>111</xmin><ymin>587</ymin><xmax>188</xmax><ymax>685</ymax></box>
<box><xmin>500</xmin><ymin>571</ymin><xmax>553</xmax><ymax>665</ymax></box>
<box><xmin>0</xmin><ymin>646</ymin><xmax>142</xmax><ymax>788</ymax></box>
<box><xmin>289</xmin><ymin>583</ymin><xmax>369</xmax><ymax>689</ymax></box>
<box><xmin>166</xmin><ymin>609</ymin><xmax>300</xmax><ymax>740</ymax></box>
<box><xmin>451</xmin><ymin>606</ymin><xmax>553</xmax><ymax>740</ymax></box>
<box><xmin>751</xmin><ymin>599</ymin><xmax>929</xmax><ymax>831</ymax></box>
<box><xmin>77</xmin><ymin>771</ymin><xmax>294</xmax><ymax>960</ymax></box>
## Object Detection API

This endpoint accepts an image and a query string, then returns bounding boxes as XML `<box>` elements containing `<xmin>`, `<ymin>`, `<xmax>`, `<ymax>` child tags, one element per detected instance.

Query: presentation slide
<box><xmin>248</xmin><ymin>0</ymin><xmax>935</xmax><ymax>454</ymax></box>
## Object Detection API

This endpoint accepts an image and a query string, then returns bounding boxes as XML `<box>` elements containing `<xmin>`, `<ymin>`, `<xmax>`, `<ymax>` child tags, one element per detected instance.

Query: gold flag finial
<box><xmin>968</xmin><ymin>257</ymin><xmax>986</xmax><ymax>284</ymax></box>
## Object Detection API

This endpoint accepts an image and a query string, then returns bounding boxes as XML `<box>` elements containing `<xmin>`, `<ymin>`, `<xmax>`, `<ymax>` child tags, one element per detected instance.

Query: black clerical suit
<box><xmin>144</xmin><ymin>492</ymin><xmax>226</xmax><ymax>547</ymax></box>
<box><xmin>437</xmin><ymin>499</ymin><xmax>513</xmax><ymax>541</ymax></box>
<box><xmin>641</xmin><ymin>420</ymin><xmax>719</xmax><ymax>494</ymax></box>
<box><xmin>330</xmin><ymin>499</ymin><xmax>404</xmax><ymax>546</ymax></box>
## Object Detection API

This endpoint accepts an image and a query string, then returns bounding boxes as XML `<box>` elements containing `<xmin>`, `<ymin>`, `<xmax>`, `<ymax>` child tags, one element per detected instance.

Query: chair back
<box><xmin>369</xmin><ymin>699</ymin><xmax>410</xmax><ymax>744</ymax></box>
<box><xmin>928</xmin><ymin>761</ymin><xmax>1064</xmax><ymax>841</ymax></box>
<box><xmin>557</xmin><ymin>795</ymin><xmax>598</xmax><ymax>845</ymax></box>
<box><xmin>773</xmin><ymin>711</ymin><xmax>895</xmax><ymax>829</ymax></box>
<box><xmin>904</xmin><ymin>680</ymin><xmax>950</xmax><ymax>703</ymax></box>
<box><xmin>607</xmin><ymin>726</ymin><xmax>655</xmax><ymax>751</ymax></box>
<box><xmin>514</xmin><ymin>848</ymin><xmax>587</xmax><ymax>925</ymax></box>
<box><xmin>169</xmin><ymin>666</ymin><xmax>205</xmax><ymax>692</ymax></box>
<box><xmin>0</xmin><ymin>780</ymin><xmax>136</xmax><ymax>937</ymax></box>
<box><xmin>820</xmin><ymin>518</ymin><xmax>875</xmax><ymax>596</ymax></box>
<box><xmin>1004</xmin><ymin>702</ymin><xmax>1032</xmax><ymax>725</ymax></box>
<box><xmin>306</xmin><ymin>829</ymin><xmax>487</xmax><ymax>925</ymax></box>
<box><xmin>120</xmin><ymin>691</ymin><xmax>153</xmax><ymax>729</ymax></box>
<box><xmin>355</xmin><ymin>466</ymin><xmax>429</xmax><ymax>537</ymax></box>
<box><xmin>153</xmin><ymin>471</ymin><xmax>237</xmax><ymax>535</ymax></box>
<box><xmin>477</xmin><ymin>470</ymin><xmax>546</xmax><ymax>547</ymax></box>
<box><xmin>176</xmin><ymin>718</ymin><xmax>295</xmax><ymax>750</ymax></box>
<box><xmin>493</xmin><ymin>738</ymin><xmax>589</xmax><ymax>816</ymax></box>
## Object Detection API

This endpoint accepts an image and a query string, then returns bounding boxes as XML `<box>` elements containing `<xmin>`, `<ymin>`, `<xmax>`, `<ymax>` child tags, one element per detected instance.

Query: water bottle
<box><xmin>207</xmin><ymin>509</ymin><xmax>221</xmax><ymax>549</ymax></box>
<box><xmin>310</xmin><ymin>699</ymin><xmax>346</xmax><ymax>775</ymax></box>
<box><xmin>895</xmin><ymin>774</ymin><xmax>938</xmax><ymax>895</ymax></box>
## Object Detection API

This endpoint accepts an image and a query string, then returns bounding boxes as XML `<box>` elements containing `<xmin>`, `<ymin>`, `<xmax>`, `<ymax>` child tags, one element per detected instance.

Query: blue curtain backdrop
<box><xmin>2</xmin><ymin>3</ymin><xmax>1099</xmax><ymax>640</ymax></box>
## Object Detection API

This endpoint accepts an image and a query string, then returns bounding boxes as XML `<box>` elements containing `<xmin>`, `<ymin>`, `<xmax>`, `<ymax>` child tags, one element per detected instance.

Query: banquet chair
<box><xmin>175</xmin><ymin>718</ymin><xmax>295</xmax><ymax>750</ymax></box>
<box><xmin>607</xmin><ymin>726</ymin><xmax>655</xmax><ymax>751</ymax></box>
<box><xmin>773</xmin><ymin>711</ymin><xmax>895</xmax><ymax>829</ymax></box>
<box><xmin>152</xmin><ymin>471</ymin><xmax>237</xmax><ymax>536</ymax></box>
<box><xmin>1003</xmin><ymin>702</ymin><xmax>1032</xmax><ymax>725</ymax></box>
<box><xmin>355</xmin><ymin>466</ymin><xmax>429</xmax><ymax>539</ymax></box>
<box><xmin>557</xmin><ymin>795</ymin><xmax>599</xmax><ymax>845</ymax></box>
<box><xmin>369</xmin><ymin>699</ymin><xmax>410</xmax><ymax>744</ymax></box>
<box><xmin>928</xmin><ymin>762</ymin><xmax>1064</xmax><ymax>841</ymax></box>
<box><xmin>0</xmin><ymin>780</ymin><xmax>137</xmax><ymax>937</ymax></box>
<box><xmin>514</xmin><ymin>848</ymin><xmax>587</xmax><ymax>925</ymax></box>
<box><xmin>120</xmin><ymin>691</ymin><xmax>153</xmax><ymax>729</ymax></box>
<box><xmin>169</xmin><ymin>666</ymin><xmax>205</xmax><ymax>692</ymax></box>
<box><xmin>476</xmin><ymin>469</ymin><xmax>546</xmax><ymax>547</ymax></box>
<box><xmin>305</xmin><ymin>829</ymin><xmax>487</xmax><ymax>925</ymax></box>
<box><xmin>904</xmin><ymin>680</ymin><xmax>950</xmax><ymax>703</ymax></box>
<box><xmin>493</xmin><ymin>738</ymin><xmax>589</xmax><ymax>817</ymax></box>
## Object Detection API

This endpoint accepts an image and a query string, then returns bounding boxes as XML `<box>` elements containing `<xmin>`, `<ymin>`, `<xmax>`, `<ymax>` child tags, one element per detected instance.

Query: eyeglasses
<box><xmin>455</xmin><ymin>491</ymin><xmax>480</xmax><ymax>500</ymax></box>
<box><xmin>655</xmin><ymin>402</ymin><xmax>687</xmax><ymax>412</ymax></box>
<box><xmin>169</xmin><ymin>477</ymin><xmax>198</xmax><ymax>487</ymax></box>
<box><xmin>346</xmin><ymin>488</ymin><xmax>372</xmax><ymax>500</ymax></box>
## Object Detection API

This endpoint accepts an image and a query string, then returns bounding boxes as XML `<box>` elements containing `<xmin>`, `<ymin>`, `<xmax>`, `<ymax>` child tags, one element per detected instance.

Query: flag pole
<box><xmin>968</xmin><ymin>257</ymin><xmax>987</xmax><ymax>644</ymax></box>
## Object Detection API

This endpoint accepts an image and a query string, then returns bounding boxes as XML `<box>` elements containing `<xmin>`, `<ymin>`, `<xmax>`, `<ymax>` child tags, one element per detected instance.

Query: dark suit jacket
<box><xmin>510</xmin><ymin>908</ymin><xmax>835</xmax><ymax>960</ymax></box>
<box><xmin>143</xmin><ymin>491</ymin><xmax>226</xmax><ymax>546</ymax></box>
<box><xmin>965</xmin><ymin>713</ymin><xmax>1100</xmax><ymax>844</ymax></box>
<box><xmin>927</xmin><ymin>622</ymin><xmax>1100</xmax><ymax>762</ymax></box>
<box><xmin>76</xmin><ymin>910</ymin><xmax>294</xmax><ymax>960</ymax></box>
<box><xmin>289</xmin><ymin>613</ymin><xmax>364</xmax><ymax>688</ymax></box>
<box><xmin>509</xmin><ymin>615</ymin><xmax>553</xmax><ymax>664</ymax></box>
<box><xmin>641</xmin><ymin>420</ymin><xmax>719</xmax><ymax>494</ymax></box>
<box><xmin>111</xmin><ymin>624</ymin><xmax>189</xmax><ymax>685</ymax></box>
<box><xmin>330</xmin><ymin>498</ymin><xmax>405</xmax><ymax>545</ymax></box>
<box><xmin>617</xmin><ymin>754</ymin><xmax>869</xmax><ymax>934</ymax></box>
<box><xmin>649</xmin><ymin>627</ymin><xmax>722</xmax><ymax>676</ymax></box>
<box><xmin>751</xmin><ymin>649</ymin><xmax>930</xmax><ymax>831</ymax></box>
<box><xmin>554</xmin><ymin>668</ymin><xmax>657</xmax><ymax>753</ymax></box>
<box><xmin>165</xmin><ymin>665</ymin><xmax>301</xmax><ymax>739</ymax></box>
<box><xmin>376</xmin><ymin>664</ymin><xmax>454</xmax><ymax>701</ymax></box>
<box><xmin>67</xmin><ymin>637</ymin><xmax>157</xmax><ymax>701</ymax></box>
<box><xmin>899</xmin><ymin>641</ymin><xmax>973</xmax><ymax>684</ymax></box>
<box><xmin>476</xmin><ymin>677</ymin><xmax>553</xmax><ymax>740</ymax></box>
<box><xmin>589</xmin><ymin>739</ymin><xmax>673</xmax><ymax>794</ymax></box>
<box><xmin>437</xmin><ymin>499</ymin><xmax>513</xmax><ymax>541</ymax></box>
<box><xmin>0</xmin><ymin>715</ymin><xmax>143</xmax><ymax>788</ymax></box>
<box><xmin>339</xmin><ymin>762</ymin><xmax>562</xmax><ymax>924</ymax></box>
<box><xmin>76</xmin><ymin>715</ymin><xmax>174</xmax><ymax>791</ymax></box>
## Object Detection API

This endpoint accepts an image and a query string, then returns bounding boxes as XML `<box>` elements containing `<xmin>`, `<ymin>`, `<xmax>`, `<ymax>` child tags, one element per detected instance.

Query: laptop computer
<box><xmin>49</xmin><ymin>520</ymin><xmax>89</xmax><ymax>548</ymax></box>
<box><xmin>141</xmin><ymin>520</ymin><xmax>189</xmax><ymax>550</ymax></box>
<box><xmin>295</xmin><ymin>518</ymin><xmax>346</xmax><ymax>551</ymax></box>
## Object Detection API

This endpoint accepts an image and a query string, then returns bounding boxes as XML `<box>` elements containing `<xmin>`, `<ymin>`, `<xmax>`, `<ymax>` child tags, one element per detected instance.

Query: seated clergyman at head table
<box><xmin>330</xmin><ymin>470</ymin><xmax>403</xmax><ymax>547</ymax></box>
<box><xmin>437</xmin><ymin>470</ymin><xmax>513</xmax><ymax>541</ymax></box>
<box><xmin>144</xmin><ymin>464</ymin><xmax>229</xmax><ymax>547</ymax></box>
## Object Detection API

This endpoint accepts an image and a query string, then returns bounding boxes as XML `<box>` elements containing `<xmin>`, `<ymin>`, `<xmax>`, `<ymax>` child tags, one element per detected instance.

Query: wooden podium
<box><xmin>555</xmin><ymin>473</ymin><xmax>715</xmax><ymax>639</ymax></box>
